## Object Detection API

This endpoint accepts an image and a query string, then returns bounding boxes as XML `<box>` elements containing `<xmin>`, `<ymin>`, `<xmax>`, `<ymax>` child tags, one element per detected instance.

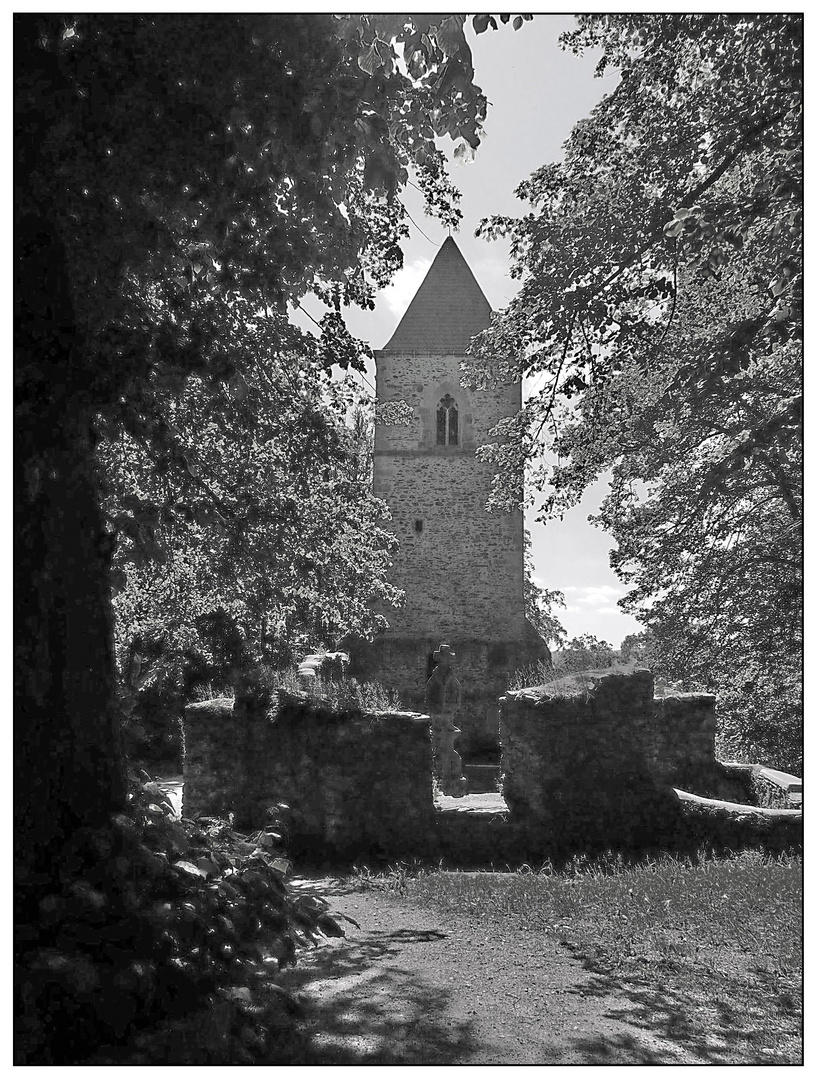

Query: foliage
<box><xmin>250</xmin><ymin>666</ymin><xmax>403</xmax><ymax>716</ymax></box>
<box><xmin>712</xmin><ymin>660</ymin><xmax>802</xmax><ymax>776</ymax></box>
<box><xmin>556</xmin><ymin>633</ymin><xmax>616</xmax><ymax>672</ymax></box>
<box><xmin>13</xmin><ymin>12</ymin><xmax>515</xmax><ymax>1063</ymax></box>
<box><xmin>522</xmin><ymin>530</ymin><xmax>567</xmax><ymax>647</ymax></box>
<box><xmin>465</xmin><ymin>14</ymin><xmax>802</xmax><ymax>768</ymax></box>
<box><xmin>472</xmin><ymin>14</ymin><xmax>534</xmax><ymax>35</ymax></box>
<box><xmin>14</xmin><ymin>768</ymin><xmax>348</xmax><ymax>1064</ymax></box>
<box><xmin>17</xmin><ymin>13</ymin><xmax>490</xmax><ymax>335</ymax></box>
<box><xmin>510</xmin><ymin>633</ymin><xmax>619</xmax><ymax>691</ymax></box>
<box><xmin>619</xmin><ymin>629</ymin><xmax>662</xmax><ymax>671</ymax></box>
<box><xmin>100</xmin><ymin>297</ymin><xmax>403</xmax><ymax>694</ymax></box>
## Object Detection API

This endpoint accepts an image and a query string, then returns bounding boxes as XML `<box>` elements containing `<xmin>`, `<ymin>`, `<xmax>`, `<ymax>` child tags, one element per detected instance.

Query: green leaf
<box><xmin>173</xmin><ymin>859</ymin><xmax>207</xmax><ymax>878</ymax></box>
<box><xmin>662</xmin><ymin>219</ymin><xmax>684</xmax><ymax>238</ymax></box>
<box><xmin>435</xmin><ymin>14</ymin><xmax>466</xmax><ymax>57</ymax></box>
<box><xmin>357</xmin><ymin>41</ymin><xmax>384</xmax><ymax>75</ymax></box>
<box><xmin>269</xmin><ymin>857</ymin><xmax>292</xmax><ymax>876</ymax></box>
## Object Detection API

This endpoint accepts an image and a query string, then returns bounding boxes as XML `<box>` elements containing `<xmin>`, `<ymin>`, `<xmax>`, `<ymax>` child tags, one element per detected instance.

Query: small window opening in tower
<box><xmin>436</xmin><ymin>394</ymin><xmax>459</xmax><ymax>445</ymax></box>
<box><xmin>414</xmin><ymin>519</ymin><xmax>423</xmax><ymax>533</ymax></box>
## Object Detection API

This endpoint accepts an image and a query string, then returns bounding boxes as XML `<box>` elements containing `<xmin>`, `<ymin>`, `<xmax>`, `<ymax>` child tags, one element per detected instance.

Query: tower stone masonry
<box><xmin>349</xmin><ymin>237</ymin><xmax>549</xmax><ymax>758</ymax></box>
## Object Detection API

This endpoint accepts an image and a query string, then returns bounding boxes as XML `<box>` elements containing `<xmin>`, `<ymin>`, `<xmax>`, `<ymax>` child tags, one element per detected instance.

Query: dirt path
<box><xmin>274</xmin><ymin>876</ymin><xmax>706</xmax><ymax>1065</ymax></box>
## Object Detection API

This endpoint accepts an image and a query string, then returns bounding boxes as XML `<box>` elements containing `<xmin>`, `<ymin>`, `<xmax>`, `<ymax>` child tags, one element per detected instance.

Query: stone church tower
<box><xmin>352</xmin><ymin>237</ymin><xmax>548</xmax><ymax>757</ymax></box>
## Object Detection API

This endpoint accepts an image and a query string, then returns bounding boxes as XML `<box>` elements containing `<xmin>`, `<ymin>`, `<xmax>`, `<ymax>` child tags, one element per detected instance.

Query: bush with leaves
<box><xmin>15</xmin><ymin>767</ymin><xmax>348</xmax><ymax>1064</ymax></box>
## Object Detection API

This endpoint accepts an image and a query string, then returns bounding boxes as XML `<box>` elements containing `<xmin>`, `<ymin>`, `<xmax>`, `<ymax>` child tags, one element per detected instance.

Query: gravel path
<box><xmin>274</xmin><ymin>875</ymin><xmax>704</xmax><ymax>1065</ymax></box>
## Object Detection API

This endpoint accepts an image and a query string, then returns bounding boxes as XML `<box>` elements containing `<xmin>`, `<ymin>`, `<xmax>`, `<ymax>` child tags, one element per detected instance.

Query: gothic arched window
<box><xmin>436</xmin><ymin>394</ymin><xmax>459</xmax><ymax>445</ymax></box>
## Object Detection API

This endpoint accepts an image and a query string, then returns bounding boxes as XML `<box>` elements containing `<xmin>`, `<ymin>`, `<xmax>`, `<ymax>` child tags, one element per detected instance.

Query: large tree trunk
<box><xmin>15</xmin><ymin>213</ymin><xmax>126</xmax><ymax>886</ymax></box>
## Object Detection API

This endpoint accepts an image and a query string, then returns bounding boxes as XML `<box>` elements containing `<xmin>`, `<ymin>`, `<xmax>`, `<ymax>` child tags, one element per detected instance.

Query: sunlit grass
<box><xmin>352</xmin><ymin>849</ymin><xmax>802</xmax><ymax>1062</ymax></box>
<box><xmin>407</xmin><ymin>850</ymin><xmax>801</xmax><ymax>971</ymax></box>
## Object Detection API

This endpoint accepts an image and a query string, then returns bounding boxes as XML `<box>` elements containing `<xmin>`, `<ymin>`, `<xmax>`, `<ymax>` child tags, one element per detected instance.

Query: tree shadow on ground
<box><xmin>273</xmin><ymin>878</ymin><xmax>800</xmax><ymax>1065</ymax></box>
<box><xmin>269</xmin><ymin>929</ymin><xmax>476</xmax><ymax>1064</ymax></box>
<box><xmin>561</xmin><ymin>956</ymin><xmax>801</xmax><ymax>1065</ymax></box>
<box><xmin>287</xmin><ymin>872</ymin><xmax>372</xmax><ymax>902</ymax></box>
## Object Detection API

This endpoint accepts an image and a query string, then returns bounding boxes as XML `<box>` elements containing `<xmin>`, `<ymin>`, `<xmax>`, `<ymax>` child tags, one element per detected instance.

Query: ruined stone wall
<box><xmin>499</xmin><ymin>671</ymin><xmax>689</xmax><ymax>850</ymax></box>
<box><xmin>183</xmin><ymin>694</ymin><xmax>436</xmax><ymax>858</ymax></box>
<box><xmin>650</xmin><ymin>693</ymin><xmax>717</xmax><ymax>787</ymax></box>
<box><xmin>182</xmin><ymin>675</ymin><xmax>798</xmax><ymax>865</ymax></box>
<box><xmin>183</xmin><ymin>698</ymin><xmax>247</xmax><ymax>822</ymax></box>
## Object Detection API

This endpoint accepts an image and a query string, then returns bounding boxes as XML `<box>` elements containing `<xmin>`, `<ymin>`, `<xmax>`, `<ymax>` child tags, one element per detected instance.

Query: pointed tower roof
<box><xmin>381</xmin><ymin>236</ymin><xmax>492</xmax><ymax>353</ymax></box>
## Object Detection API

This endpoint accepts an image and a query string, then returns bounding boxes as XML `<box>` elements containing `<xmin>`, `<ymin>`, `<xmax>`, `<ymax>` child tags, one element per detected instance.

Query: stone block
<box><xmin>757</xmin><ymin>767</ymin><xmax>802</xmax><ymax>795</ymax></box>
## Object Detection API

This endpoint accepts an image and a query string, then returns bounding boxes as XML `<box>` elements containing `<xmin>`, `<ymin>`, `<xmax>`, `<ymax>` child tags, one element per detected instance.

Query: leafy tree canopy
<box><xmin>16</xmin><ymin>13</ymin><xmax>512</xmax><ymax>690</ymax></box>
<box><xmin>523</xmin><ymin>530</ymin><xmax>567</xmax><ymax>648</ymax></box>
<box><xmin>556</xmin><ymin>634</ymin><xmax>616</xmax><ymax>673</ymax></box>
<box><xmin>464</xmin><ymin>14</ymin><xmax>802</xmax><ymax>768</ymax></box>
<box><xmin>17</xmin><ymin>13</ymin><xmax>494</xmax><ymax>427</ymax></box>
<box><xmin>16</xmin><ymin>12</ymin><xmax>526</xmax><ymax>862</ymax></box>
<box><xmin>101</xmin><ymin>299</ymin><xmax>404</xmax><ymax>700</ymax></box>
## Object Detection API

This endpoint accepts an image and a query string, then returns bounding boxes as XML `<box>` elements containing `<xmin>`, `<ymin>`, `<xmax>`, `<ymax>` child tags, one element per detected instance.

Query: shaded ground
<box><xmin>156</xmin><ymin>780</ymin><xmax>798</xmax><ymax>1064</ymax></box>
<box><xmin>271</xmin><ymin>875</ymin><xmax>736</xmax><ymax>1065</ymax></box>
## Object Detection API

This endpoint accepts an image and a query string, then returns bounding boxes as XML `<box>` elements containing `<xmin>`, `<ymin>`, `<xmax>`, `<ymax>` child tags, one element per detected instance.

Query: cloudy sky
<box><xmin>302</xmin><ymin>14</ymin><xmax>645</xmax><ymax>647</ymax></box>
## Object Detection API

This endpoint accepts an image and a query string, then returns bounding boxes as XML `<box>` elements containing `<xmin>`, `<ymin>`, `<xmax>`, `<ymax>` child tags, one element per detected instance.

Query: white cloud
<box><xmin>562</xmin><ymin>584</ymin><xmax>625</xmax><ymax>609</ymax></box>
<box><xmin>381</xmin><ymin>258</ymin><xmax>431</xmax><ymax>316</ymax></box>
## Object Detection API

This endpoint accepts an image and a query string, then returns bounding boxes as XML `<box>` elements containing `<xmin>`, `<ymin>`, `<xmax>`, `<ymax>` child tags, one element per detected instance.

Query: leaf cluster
<box><xmin>14</xmin><ymin>768</ymin><xmax>343</xmax><ymax>1064</ymax></box>
<box><xmin>523</xmin><ymin>529</ymin><xmax>566</xmax><ymax>647</ymax></box>
<box><xmin>17</xmin><ymin>14</ymin><xmax>488</xmax><ymax>335</ymax></box>
<box><xmin>99</xmin><ymin>297</ymin><xmax>403</xmax><ymax>690</ymax></box>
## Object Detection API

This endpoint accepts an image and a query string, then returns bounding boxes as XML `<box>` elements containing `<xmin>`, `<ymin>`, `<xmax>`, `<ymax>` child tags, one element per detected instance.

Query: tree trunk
<box><xmin>15</xmin><ymin>212</ymin><xmax>126</xmax><ymax>885</ymax></box>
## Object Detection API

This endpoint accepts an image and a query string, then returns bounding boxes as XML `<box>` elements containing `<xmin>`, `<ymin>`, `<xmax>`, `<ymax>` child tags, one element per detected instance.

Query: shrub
<box><xmin>243</xmin><ymin>664</ymin><xmax>402</xmax><ymax>715</ymax></box>
<box><xmin>14</xmin><ymin>767</ymin><xmax>342</xmax><ymax>1064</ymax></box>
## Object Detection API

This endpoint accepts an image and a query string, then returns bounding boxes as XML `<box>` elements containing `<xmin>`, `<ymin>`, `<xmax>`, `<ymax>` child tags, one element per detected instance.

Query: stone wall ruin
<box><xmin>499</xmin><ymin>669</ymin><xmax>686</xmax><ymax>850</ymax></box>
<box><xmin>182</xmin><ymin>670</ymin><xmax>800</xmax><ymax>861</ymax></box>
<box><xmin>183</xmin><ymin>693</ymin><xmax>436</xmax><ymax>860</ymax></box>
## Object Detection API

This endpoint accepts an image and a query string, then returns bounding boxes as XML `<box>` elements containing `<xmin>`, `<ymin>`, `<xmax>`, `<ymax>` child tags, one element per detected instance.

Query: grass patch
<box><xmin>508</xmin><ymin>660</ymin><xmax>644</xmax><ymax>694</ymax></box>
<box><xmin>408</xmin><ymin>850</ymin><xmax>801</xmax><ymax>969</ymax></box>
<box><xmin>354</xmin><ymin>850</ymin><xmax>802</xmax><ymax>1063</ymax></box>
<box><xmin>248</xmin><ymin>665</ymin><xmax>403</xmax><ymax>715</ymax></box>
